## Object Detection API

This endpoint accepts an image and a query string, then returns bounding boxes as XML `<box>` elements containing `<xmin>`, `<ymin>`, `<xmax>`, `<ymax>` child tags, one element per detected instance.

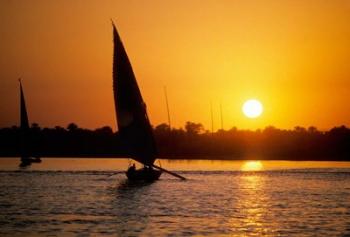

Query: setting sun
<box><xmin>241</xmin><ymin>161</ymin><xmax>263</xmax><ymax>171</ymax></box>
<box><xmin>242</xmin><ymin>99</ymin><xmax>263</xmax><ymax>118</ymax></box>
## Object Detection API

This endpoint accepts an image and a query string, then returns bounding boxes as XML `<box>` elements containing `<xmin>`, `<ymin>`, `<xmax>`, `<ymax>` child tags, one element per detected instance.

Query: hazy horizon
<box><xmin>1</xmin><ymin>120</ymin><xmax>349</xmax><ymax>133</ymax></box>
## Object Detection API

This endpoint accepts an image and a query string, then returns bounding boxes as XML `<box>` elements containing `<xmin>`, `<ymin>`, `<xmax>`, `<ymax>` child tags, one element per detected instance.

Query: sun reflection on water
<box><xmin>231</xmin><ymin>174</ymin><xmax>270</xmax><ymax>235</ymax></box>
<box><xmin>241</xmin><ymin>161</ymin><xmax>263</xmax><ymax>171</ymax></box>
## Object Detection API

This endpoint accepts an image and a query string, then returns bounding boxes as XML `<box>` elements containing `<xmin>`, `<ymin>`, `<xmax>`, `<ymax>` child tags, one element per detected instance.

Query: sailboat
<box><xmin>112</xmin><ymin>22</ymin><xmax>185</xmax><ymax>181</ymax></box>
<box><xmin>19</xmin><ymin>79</ymin><xmax>41</xmax><ymax>168</ymax></box>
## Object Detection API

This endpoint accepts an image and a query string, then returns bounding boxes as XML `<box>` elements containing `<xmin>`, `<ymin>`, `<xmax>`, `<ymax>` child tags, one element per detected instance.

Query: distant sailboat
<box><xmin>19</xmin><ymin>79</ymin><xmax>41</xmax><ymax>168</ymax></box>
<box><xmin>112</xmin><ymin>22</ymin><xmax>185</xmax><ymax>181</ymax></box>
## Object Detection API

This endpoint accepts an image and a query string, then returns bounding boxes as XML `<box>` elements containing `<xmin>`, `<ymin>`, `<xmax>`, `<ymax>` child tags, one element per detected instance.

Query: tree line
<box><xmin>0</xmin><ymin>122</ymin><xmax>349</xmax><ymax>160</ymax></box>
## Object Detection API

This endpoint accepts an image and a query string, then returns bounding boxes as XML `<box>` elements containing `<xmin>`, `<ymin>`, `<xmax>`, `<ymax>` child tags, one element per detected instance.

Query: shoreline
<box><xmin>1</xmin><ymin>155</ymin><xmax>349</xmax><ymax>162</ymax></box>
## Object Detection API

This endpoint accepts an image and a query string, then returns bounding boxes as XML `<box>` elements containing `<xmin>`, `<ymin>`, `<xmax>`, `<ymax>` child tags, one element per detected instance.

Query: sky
<box><xmin>1</xmin><ymin>0</ymin><xmax>350</xmax><ymax>131</ymax></box>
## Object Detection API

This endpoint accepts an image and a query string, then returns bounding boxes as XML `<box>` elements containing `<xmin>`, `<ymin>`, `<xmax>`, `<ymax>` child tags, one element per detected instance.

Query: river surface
<box><xmin>0</xmin><ymin>158</ymin><xmax>350</xmax><ymax>236</ymax></box>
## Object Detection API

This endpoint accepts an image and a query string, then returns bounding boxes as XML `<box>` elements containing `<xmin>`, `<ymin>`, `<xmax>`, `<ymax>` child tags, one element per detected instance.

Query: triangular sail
<box><xmin>19</xmin><ymin>79</ymin><xmax>30</xmax><ymax>159</ymax></box>
<box><xmin>112</xmin><ymin>23</ymin><xmax>157</xmax><ymax>166</ymax></box>
<box><xmin>20</xmin><ymin>80</ymin><xmax>29</xmax><ymax>130</ymax></box>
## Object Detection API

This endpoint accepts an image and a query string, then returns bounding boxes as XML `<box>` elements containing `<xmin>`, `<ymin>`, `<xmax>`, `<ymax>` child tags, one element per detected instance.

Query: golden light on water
<box><xmin>241</xmin><ymin>161</ymin><xmax>263</xmax><ymax>171</ymax></box>
<box><xmin>3</xmin><ymin>159</ymin><xmax>350</xmax><ymax>171</ymax></box>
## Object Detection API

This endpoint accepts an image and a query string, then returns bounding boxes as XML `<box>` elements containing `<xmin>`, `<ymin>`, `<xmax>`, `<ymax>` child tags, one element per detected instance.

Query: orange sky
<box><xmin>1</xmin><ymin>0</ymin><xmax>350</xmax><ymax>131</ymax></box>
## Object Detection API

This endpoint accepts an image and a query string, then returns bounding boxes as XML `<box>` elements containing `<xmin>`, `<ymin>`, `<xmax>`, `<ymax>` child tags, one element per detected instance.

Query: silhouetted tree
<box><xmin>155</xmin><ymin>123</ymin><xmax>170</xmax><ymax>133</ymax></box>
<box><xmin>185</xmin><ymin>122</ymin><xmax>204</xmax><ymax>135</ymax></box>
<box><xmin>0</xmin><ymin>122</ymin><xmax>350</xmax><ymax>160</ymax></box>
<box><xmin>308</xmin><ymin>126</ymin><xmax>318</xmax><ymax>133</ymax></box>
<box><xmin>67</xmin><ymin>123</ymin><xmax>78</xmax><ymax>132</ymax></box>
<box><xmin>95</xmin><ymin>126</ymin><xmax>113</xmax><ymax>136</ymax></box>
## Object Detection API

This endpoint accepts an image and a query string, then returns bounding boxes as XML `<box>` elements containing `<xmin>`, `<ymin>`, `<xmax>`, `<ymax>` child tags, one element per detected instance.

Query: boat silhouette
<box><xmin>111</xmin><ymin>22</ymin><xmax>185</xmax><ymax>181</ymax></box>
<box><xmin>18</xmin><ymin>79</ymin><xmax>41</xmax><ymax>168</ymax></box>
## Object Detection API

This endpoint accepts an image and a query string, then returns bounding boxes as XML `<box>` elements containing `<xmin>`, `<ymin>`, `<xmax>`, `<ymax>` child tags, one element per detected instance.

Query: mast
<box><xmin>163</xmin><ymin>86</ymin><xmax>171</xmax><ymax>130</ymax></box>
<box><xmin>210</xmin><ymin>101</ymin><xmax>214</xmax><ymax>134</ymax></box>
<box><xmin>220</xmin><ymin>102</ymin><xmax>223</xmax><ymax>130</ymax></box>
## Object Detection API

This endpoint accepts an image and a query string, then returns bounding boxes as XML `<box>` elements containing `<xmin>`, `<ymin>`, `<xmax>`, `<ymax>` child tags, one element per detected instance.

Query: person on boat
<box><xmin>128</xmin><ymin>163</ymin><xmax>136</xmax><ymax>173</ymax></box>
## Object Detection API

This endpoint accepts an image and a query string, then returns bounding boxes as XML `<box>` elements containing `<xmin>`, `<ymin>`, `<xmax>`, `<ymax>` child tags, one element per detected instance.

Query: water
<box><xmin>1</xmin><ymin>158</ymin><xmax>350</xmax><ymax>236</ymax></box>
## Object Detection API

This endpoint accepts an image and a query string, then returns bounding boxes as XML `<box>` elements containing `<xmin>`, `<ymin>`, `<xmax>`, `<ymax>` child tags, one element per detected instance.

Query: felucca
<box><xmin>112</xmin><ymin>22</ymin><xmax>185</xmax><ymax>181</ymax></box>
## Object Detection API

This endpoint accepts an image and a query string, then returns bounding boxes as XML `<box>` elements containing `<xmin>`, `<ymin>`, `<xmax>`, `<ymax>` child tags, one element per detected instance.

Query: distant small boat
<box><xmin>111</xmin><ymin>22</ymin><xmax>185</xmax><ymax>181</ymax></box>
<box><xmin>18</xmin><ymin>79</ymin><xmax>41</xmax><ymax>168</ymax></box>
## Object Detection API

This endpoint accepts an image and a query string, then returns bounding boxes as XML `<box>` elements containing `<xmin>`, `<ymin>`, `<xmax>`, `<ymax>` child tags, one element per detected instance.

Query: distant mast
<box><xmin>220</xmin><ymin>102</ymin><xmax>223</xmax><ymax>130</ymax></box>
<box><xmin>164</xmin><ymin>86</ymin><xmax>171</xmax><ymax>130</ymax></box>
<box><xmin>210</xmin><ymin>101</ymin><xmax>214</xmax><ymax>134</ymax></box>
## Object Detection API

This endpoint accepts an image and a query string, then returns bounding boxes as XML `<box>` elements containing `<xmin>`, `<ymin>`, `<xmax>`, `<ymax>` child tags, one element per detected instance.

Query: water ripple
<box><xmin>1</xmin><ymin>169</ymin><xmax>350</xmax><ymax>236</ymax></box>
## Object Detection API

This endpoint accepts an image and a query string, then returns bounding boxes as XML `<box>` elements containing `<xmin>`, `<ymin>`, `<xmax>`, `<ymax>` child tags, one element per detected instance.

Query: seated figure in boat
<box><xmin>126</xmin><ymin>162</ymin><xmax>162</xmax><ymax>181</ymax></box>
<box><xmin>128</xmin><ymin>163</ymin><xmax>136</xmax><ymax>173</ymax></box>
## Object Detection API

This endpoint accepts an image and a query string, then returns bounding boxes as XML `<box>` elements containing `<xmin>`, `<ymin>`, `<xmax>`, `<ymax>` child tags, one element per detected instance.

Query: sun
<box><xmin>242</xmin><ymin>99</ymin><xmax>263</xmax><ymax>118</ymax></box>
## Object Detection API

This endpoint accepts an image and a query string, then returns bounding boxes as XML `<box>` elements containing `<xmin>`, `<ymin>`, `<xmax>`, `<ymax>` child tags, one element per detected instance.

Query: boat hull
<box><xmin>19</xmin><ymin>157</ymin><xmax>42</xmax><ymax>167</ymax></box>
<box><xmin>126</xmin><ymin>167</ymin><xmax>162</xmax><ymax>182</ymax></box>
